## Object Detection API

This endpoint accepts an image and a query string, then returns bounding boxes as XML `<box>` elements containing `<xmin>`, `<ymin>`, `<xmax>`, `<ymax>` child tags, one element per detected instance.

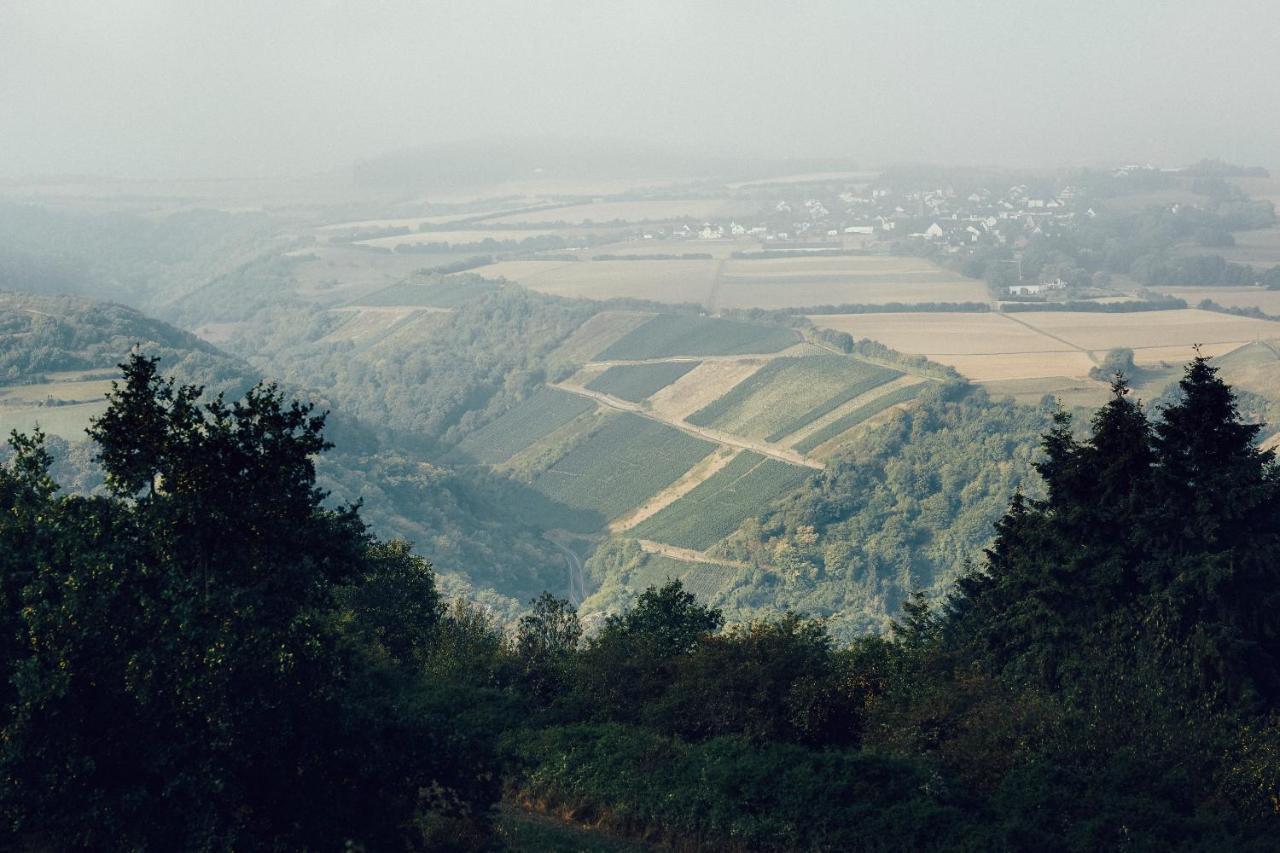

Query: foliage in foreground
<box><xmin>3</xmin><ymin>354</ymin><xmax>1280</xmax><ymax>851</ymax></box>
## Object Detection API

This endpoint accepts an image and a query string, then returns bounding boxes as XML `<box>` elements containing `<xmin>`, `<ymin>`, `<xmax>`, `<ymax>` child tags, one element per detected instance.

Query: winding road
<box><xmin>546</xmin><ymin>537</ymin><xmax>588</xmax><ymax>605</ymax></box>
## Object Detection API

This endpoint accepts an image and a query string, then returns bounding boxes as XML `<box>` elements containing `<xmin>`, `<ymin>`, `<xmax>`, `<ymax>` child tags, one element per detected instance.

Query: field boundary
<box><xmin>549</xmin><ymin>380</ymin><xmax>823</xmax><ymax>469</ymax></box>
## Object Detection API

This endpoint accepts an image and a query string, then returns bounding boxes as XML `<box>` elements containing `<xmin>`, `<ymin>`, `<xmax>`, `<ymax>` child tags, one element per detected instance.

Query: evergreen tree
<box><xmin>0</xmin><ymin>354</ymin><xmax>496</xmax><ymax>850</ymax></box>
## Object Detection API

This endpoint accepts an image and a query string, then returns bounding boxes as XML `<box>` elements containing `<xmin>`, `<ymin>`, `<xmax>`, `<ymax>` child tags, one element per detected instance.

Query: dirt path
<box><xmin>610</xmin><ymin>447</ymin><xmax>740</xmax><ymax>532</ymax></box>
<box><xmin>998</xmin><ymin>311</ymin><xmax>1099</xmax><ymax>363</ymax></box>
<box><xmin>635</xmin><ymin>538</ymin><xmax>777</xmax><ymax>572</ymax></box>
<box><xmin>544</xmin><ymin>535</ymin><xmax>588</xmax><ymax>605</ymax></box>
<box><xmin>550</xmin><ymin>381</ymin><xmax>823</xmax><ymax>470</ymax></box>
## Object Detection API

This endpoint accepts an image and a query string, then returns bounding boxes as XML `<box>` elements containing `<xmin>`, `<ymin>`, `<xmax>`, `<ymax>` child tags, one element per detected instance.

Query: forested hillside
<box><xmin>0</xmin><ymin>292</ymin><xmax>570</xmax><ymax>617</ymax></box>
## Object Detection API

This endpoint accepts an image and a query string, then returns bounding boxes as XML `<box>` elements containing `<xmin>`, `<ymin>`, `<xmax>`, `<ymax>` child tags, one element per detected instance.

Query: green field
<box><xmin>0</xmin><ymin>400</ymin><xmax>109</xmax><ymax>442</ymax></box>
<box><xmin>793</xmin><ymin>382</ymin><xmax>926</xmax><ymax>453</ymax></box>
<box><xmin>630</xmin><ymin>451</ymin><xmax>810</xmax><ymax>550</ymax></box>
<box><xmin>627</xmin><ymin>553</ymin><xmax>741</xmax><ymax>601</ymax></box>
<box><xmin>686</xmin><ymin>355</ymin><xmax>900</xmax><ymax>441</ymax></box>
<box><xmin>594</xmin><ymin>314</ymin><xmax>799</xmax><ymax>360</ymax></box>
<box><xmin>453</xmin><ymin>387</ymin><xmax>596</xmax><ymax>463</ymax></box>
<box><xmin>356</xmin><ymin>276</ymin><xmax>499</xmax><ymax>308</ymax></box>
<box><xmin>532</xmin><ymin>413</ymin><xmax>716</xmax><ymax>522</ymax></box>
<box><xmin>584</xmin><ymin>361</ymin><xmax>700</xmax><ymax>402</ymax></box>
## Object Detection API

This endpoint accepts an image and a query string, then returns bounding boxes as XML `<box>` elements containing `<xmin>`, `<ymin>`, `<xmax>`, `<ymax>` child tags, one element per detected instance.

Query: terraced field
<box><xmin>552</xmin><ymin>311</ymin><xmax>655</xmax><ymax>365</ymax></box>
<box><xmin>626</xmin><ymin>553</ymin><xmax>742</xmax><ymax>601</ymax></box>
<box><xmin>356</xmin><ymin>277</ymin><xmax>499</xmax><ymax>308</ymax></box>
<box><xmin>531</xmin><ymin>413</ymin><xmax>716</xmax><ymax>522</ymax></box>
<box><xmin>630</xmin><ymin>451</ymin><xmax>810</xmax><ymax>550</ymax></box>
<box><xmin>585</xmin><ymin>361</ymin><xmax>700</xmax><ymax>402</ymax></box>
<box><xmin>595</xmin><ymin>314</ymin><xmax>800</xmax><ymax>360</ymax></box>
<box><xmin>686</xmin><ymin>355</ymin><xmax>899</xmax><ymax>440</ymax></box>
<box><xmin>793</xmin><ymin>382</ymin><xmax>927</xmax><ymax>454</ymax></box>
<box><xmin>452</xmin><ymin>387</ymin><xmax>596</xmax><ymax>464</ymax></box>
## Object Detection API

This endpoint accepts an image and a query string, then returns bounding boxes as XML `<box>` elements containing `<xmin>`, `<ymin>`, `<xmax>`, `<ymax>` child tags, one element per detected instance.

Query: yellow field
<box><xmin>476</xmin><ymin>252</ymin><xmax>981</xmax><ymax>310</ymax></box>
<box><xmin>810</xmin><ymin>313</ymin><xmax>1066</xmax><ymax>355</ymax></box>
<box><xmin>485</xmin><ymin>199</ymin><xmax>761</xmax><ymax>225</ymax></box>
<box><xmin>717</xmin><ymin>255</ymin><xmax>987</xmax><ymax>309</ymax></box>
<box><xmin>355</xmin><ymin>228</ymin><xmax>589</xmax><ymax>250</ymax></box>
<box><xmin>1211</xmin><ymin>341</ymin><xmax>1280</xmax><ymax>400</ymax></box>
<box><xmin>1116</xmin><ymin>342</ymin><xmax>1244</xmax><ymax>367</ymax></box>
<box><xmin>1013</xmin><ymin>309</ymin><xmax>1280</xmax><ymax>350</ymax></box>
<box><xmin>1161</xmin><ymin>287</ymin><xmax>1280</xmax><ymax>314</ymax></box>
<box><xmin>940</xmin><ymin>352</ymin><xmax>1097</xmax><ymax>381</ymax></box>
<box><xmin>317</xmin><ymin>208</ymin><xmax>525</xmax><ymax>231</ymax></box>
<box><xmin>475</xmin><ymin>259</ymin><xmax>719</xmax><ymax>304</ymax></box>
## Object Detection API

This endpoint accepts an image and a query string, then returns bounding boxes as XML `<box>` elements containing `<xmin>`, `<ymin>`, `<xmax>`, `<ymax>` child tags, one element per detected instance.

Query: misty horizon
<box><xmin>4</xmin><ymin>0</ymin><xmax>1280</xmax><ymax>182</ymax></box>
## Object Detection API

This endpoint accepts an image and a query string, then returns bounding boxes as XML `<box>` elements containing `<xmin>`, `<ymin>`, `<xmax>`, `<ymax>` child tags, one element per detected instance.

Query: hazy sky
<box><xmin>3</xmin><ymin>0</ymin><xmax>1279</xmax><ymax>179</ymax></box>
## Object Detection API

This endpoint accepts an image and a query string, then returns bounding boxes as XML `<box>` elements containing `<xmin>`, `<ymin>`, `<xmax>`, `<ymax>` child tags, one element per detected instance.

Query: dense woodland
<box><xmin>2</xmin><ymin>353</ymin><xmax>1278</xmax><ymax>850</ymax></box>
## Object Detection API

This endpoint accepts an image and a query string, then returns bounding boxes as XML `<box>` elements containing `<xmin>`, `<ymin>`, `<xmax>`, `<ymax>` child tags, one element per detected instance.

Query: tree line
<box><xmin>2</xmin><ymin>352</ymin><xmax>1278</xmax><ymax>850</ymax></box>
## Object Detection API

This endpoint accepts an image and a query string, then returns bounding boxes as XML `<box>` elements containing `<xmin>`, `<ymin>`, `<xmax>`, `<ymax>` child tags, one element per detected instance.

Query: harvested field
<box><xmin>1120</xmin><ymin>341</ymin><xmax>1245</xmax><ymax>367</ymax></box>
<box><xmin>934</xmin><ymin>351</ymin><xmax>1097</xmax><ymax>381</ymax></box>
<box><xmin>716</xmin><ymin>255</ymin><xmax>986</xmax><ymax>309</ymax></box>
<box><xmin>1013</xmin><ymin>309</ymin><xmax>1280</xmax><ymax>351</ymax></box>
<box><xmin>810</xmin><ymin>313</ymin><xmax>1065</xmax><ymax>355</ymax></box>
<box><xmin>485</xmin><ymin>198</ymin><xmax>761</xmax><ymax>224</ymax></box>
<box><xmin>476</xmin><ymin>258</ymin><xmax>719</xmax><ymax>304</ymax></box>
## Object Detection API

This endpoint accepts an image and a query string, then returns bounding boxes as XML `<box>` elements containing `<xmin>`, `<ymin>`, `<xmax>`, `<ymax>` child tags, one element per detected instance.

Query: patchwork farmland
<box><xmin>474</xmin><ymin>250</ymin><xmax>985</xmax><ymax>310</ymax></box>
<box><xmin>452</xmin><ymin>311</ymin><xmax>939</xmax><ymax>567</ymax></box>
